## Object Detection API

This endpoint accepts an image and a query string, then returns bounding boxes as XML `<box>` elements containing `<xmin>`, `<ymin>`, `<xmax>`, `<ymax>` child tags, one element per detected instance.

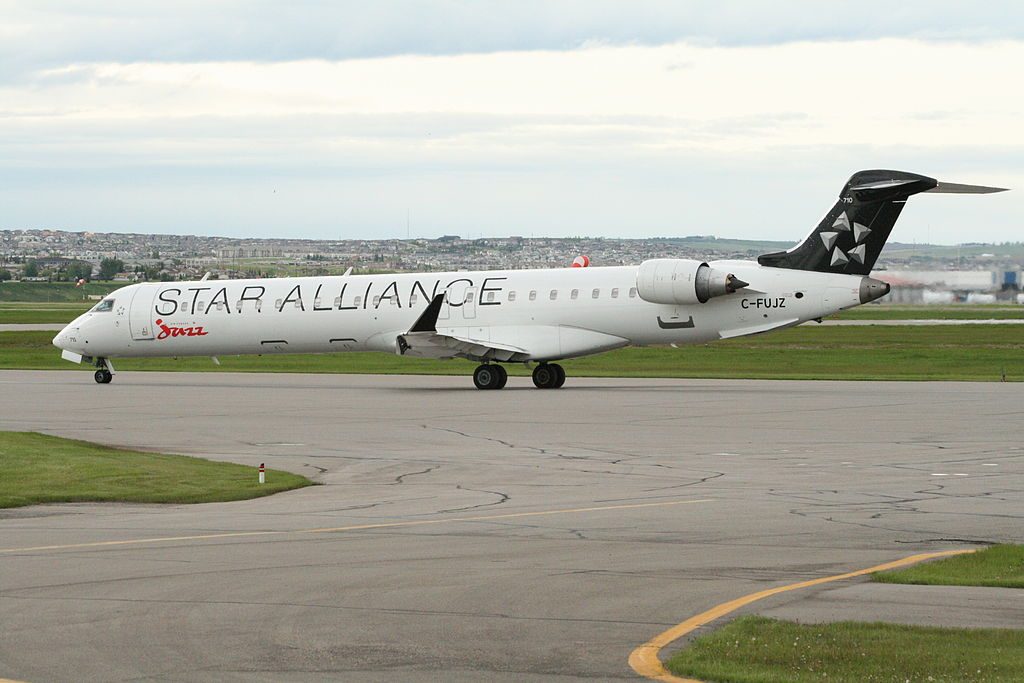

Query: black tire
<box><xmin>474</xmin><ymin>364</ymin><xmax>497</xmax><ymax>390</ymax></box>
<box><xmin>94</xmin><ymin>369</ymin><xmax>112</xmax><ymax>384</ymax></box>
<box><xmin>532</xmin><ymin>364</ymin><xmax>557</xmax><ymax>389</ymax></box>
<box><xmin>493</xmin><ymin>364</ymin><xmax>508</xmax><ymax>389</ymax></box>
<box><xmin>551</xmin><ymin>363</ymin><xmax>566</xmax><ymax>388</ymax></box>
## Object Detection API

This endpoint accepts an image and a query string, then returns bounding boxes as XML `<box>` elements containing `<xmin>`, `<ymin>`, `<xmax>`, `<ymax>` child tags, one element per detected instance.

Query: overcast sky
<box><xmin>1</xmin><ymin>1</ymin><xmax>1021</xmax><ymax>245</ymax></box>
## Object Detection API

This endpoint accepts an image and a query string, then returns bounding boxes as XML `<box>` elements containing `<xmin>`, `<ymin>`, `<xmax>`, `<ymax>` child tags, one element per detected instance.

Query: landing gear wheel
<box><xmin>94</xmin><ymin>368</ymin><xmax>113</xmax><ymax>384</ymax></box>
<box><xmin>532</xmin><ymin>363</ymin><xmax>559</xmax><ymax>389</ymax></box>
<box><xmin>551</xmin><ymin>363</ymin><xmax>566</xmax><ymax>388</ymax></box>
<box><xmin>493</xmin><ymin>364</ymin><xmax>508</xmax><ymax>389</ymax></box>
<box><xmin>474</xmin><ymin>364</ymin><xmax>506</xmax><ymax>390</ymax></box>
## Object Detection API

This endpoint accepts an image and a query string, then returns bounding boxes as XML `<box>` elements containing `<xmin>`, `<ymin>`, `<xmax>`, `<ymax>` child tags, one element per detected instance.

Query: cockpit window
<box><xmin>91</xmin><ymin>299</ymin><xmax>115</xmax><ymax>313</ymax></box>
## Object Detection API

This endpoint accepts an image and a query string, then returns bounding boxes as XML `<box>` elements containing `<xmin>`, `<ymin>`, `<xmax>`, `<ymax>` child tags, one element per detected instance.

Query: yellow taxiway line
<box><xmin>0</xmin><ymin>498</ymin><xmax>712</xmax><ymax>554</ymax></box>
<box><xmin>628</xmin><ymin>548</ymin><xmax>975</xmax><ymax>683</ymax></box>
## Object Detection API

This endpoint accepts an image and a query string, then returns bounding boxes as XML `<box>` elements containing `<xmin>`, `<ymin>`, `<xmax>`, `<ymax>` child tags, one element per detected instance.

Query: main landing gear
<box><xmin>532</xmin><ymin>362</ymin><xmax>565</xmax><ymax>390</ymax></box>
<box><xmin>471</xmin><ymin>362</ymin><xmax>566</xmax><ymax>390</ymax></box>
<box><xmin>94</xmin><ymin>359</ymin><xmax>113</xmax><ymax>384</ymax></box>
<box><xmin>473</xmin><ymin>363</ymin><xmax>508</xmax><ymax>390</ymax></box>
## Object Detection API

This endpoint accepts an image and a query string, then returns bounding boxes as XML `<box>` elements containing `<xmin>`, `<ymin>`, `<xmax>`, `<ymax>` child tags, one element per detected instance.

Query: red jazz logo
<box><xmin>155</xmin><ymin>318</ymin><xmax>208</xmax><ymax>340</ymax></box>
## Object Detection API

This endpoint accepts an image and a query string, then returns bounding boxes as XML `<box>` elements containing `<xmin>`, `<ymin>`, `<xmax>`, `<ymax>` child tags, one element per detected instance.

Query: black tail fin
<box><xmin>757</xmin><ymin>170</ymin><xmax>1004</xmax><ymax>275</ymax></box>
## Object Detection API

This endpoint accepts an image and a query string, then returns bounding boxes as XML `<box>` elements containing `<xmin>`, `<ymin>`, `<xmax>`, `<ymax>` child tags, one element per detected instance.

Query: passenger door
<box><xmin>128</xmin><ymin>283</ymin><xmax>159</xmax><ymax>340</ymax></box>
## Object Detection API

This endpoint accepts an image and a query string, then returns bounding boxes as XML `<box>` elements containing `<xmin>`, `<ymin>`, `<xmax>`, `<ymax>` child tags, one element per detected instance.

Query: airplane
<box><xmin>52</xmin><ymin>170</ymin><xmax>1006</xmax><ymax>389</ymax></box>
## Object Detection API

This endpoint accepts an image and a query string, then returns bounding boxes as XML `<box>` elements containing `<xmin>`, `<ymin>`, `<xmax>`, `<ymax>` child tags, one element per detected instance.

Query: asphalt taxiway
<box><xmin>1</xmin><ymin>371</ymin><xmax>1022</xmax><ymax>681</ymax></box>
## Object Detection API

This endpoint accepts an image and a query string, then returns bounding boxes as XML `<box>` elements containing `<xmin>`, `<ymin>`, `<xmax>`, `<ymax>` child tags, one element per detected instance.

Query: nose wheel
<box><xmin>532</xmin><ymin>363</ymin><xmax>565</xmax><ymax>389</ymax></box>
<box><xmin>94</xmin><ymin>359</ymin><xmax>113</xmax><ymax>384</ymax></box>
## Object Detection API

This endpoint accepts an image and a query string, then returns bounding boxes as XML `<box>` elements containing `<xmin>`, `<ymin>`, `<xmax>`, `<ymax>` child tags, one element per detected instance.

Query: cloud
<box><xmin>0</xmin><ymin>24</ymin><xmax>1020</xmax><ymax>242</ymax></box>
<box><xmin>2</xmin><ymin>0</ymin><xmax>1023</xmax><ymax>83</ymax></box>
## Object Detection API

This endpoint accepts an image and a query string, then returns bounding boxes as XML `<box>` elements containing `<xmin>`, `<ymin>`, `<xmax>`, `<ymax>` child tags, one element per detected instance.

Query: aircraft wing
<box><xmin>396</xmin><ymin>294</ymin><xmax>531</xmax><ymax>361</ymax></box>
<box><xmin>396</xmin><ymin>294</ymin><xmax>627</xmax><ymax>362</ymax></box>
<box><xmin>397</xmin><ymin>329</ymin><xmax>531</xmax><ymax>362</ymax></box>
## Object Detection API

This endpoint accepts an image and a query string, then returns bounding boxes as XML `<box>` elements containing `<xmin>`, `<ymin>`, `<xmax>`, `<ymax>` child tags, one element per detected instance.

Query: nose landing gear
<box><xmin>94</xmin><ymin>359</ymin><xmax>114</xmax><ymax>384</ymax></box>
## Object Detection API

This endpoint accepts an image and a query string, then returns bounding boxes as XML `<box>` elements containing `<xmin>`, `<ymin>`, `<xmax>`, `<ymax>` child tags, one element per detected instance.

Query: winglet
<box><xmin>408</xmin><ymin>293</ymin><xmax>446</xmax><ymax>333</ymax></box>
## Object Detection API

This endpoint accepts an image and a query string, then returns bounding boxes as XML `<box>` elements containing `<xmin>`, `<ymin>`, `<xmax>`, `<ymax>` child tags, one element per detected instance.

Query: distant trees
<box><xmin>64</xmin><ymin>262</ymin><xmax>93</xmax><ymax>281</ymax></box>
<box><xmin>23</xmin><ymin>260</ymin><xmax>39</xmax><ymax>278</ymax></box>
<box><xmin>0</xmin><ymin>269</ymin><xmax>11</xmax><ymax>281</ymax></box>
<box><xmin>98</xmin><ymin>258</ymin><xmax>124</xmax><ymax>280</ymax></box>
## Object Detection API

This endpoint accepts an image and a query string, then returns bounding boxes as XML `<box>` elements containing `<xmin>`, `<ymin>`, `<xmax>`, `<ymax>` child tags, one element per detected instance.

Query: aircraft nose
<box><xmin>52</xmin><ymin>327</ymin><xmax>68</xmax><ymax>349</ymax></box>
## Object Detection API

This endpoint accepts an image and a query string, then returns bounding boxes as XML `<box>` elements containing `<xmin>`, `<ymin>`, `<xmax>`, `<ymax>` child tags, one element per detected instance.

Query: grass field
<box><xmin>874</xmin><ymin>545</ymin><xmax>1024</xmax><ymax>589</ymax></box>
<box><xmin>0</xmin><ymin>431</ymin><xmax>312</xmax><ymax>508</ymax></box>
<box><xmin>2</xmin><ymin>324</ymin><xmax>1021</xmax><ymax>381</ymax></box>
<box><xmin>0</xmin><ymin>281</ymin><xmax>121</xmax><ymax>303</ymax></box>
<box><xmin>834</xmin><ymin>305</ymin><xmax>1024</xmax><ymax>320</ymax></box>
<box><xmin>0</xmin><ymin>303</ymin><xmax>91</xmax><ymax>323</ymax></box>
<box><xmin>665</xmin><ymin>615</ymin><xmax>1024</xmax><ymax>683</ymax></box>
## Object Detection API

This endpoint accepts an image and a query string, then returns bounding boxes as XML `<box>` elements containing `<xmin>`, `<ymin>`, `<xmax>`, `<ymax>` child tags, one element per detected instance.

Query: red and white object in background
<box><xmin>258</xmin><ymin>463</ymin><xmax>265</xmax><ymax>485</ymax></box>
<box><xmin>571</xmin><ymin>255</ymin><xmax>590</xmax><ymax>268</ymax></box>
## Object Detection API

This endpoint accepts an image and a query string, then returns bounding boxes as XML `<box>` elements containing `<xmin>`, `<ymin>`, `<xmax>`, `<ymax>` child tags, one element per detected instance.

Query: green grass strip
<box><xmin>2</xmin><ymin>324</ymin><xmax>1021</xmax><ymax>380</ymax></box>
<box><xmin>0</xmin><ymin>431</ymin><xmax>312</xmax><ymax>508</ymax></box>
<box><xmin>874</xmin><ymin>545</ymin><xmax>1024</xmax><ymax>589</ymax></box>
<box><xmin>0</xmin><ymin>281</ymin><xmax>121</xmax><ymax>303</ymax></box>
<box><xmin>835</xmin><ymin>306</ymin><xmax>1024</xmax><ymax>320</ymax></box>
<box><xmin>0</xmin><ymin>307</ymin><xmax>90</xmax><ymax>323</ymax></box>
<box><xmin>666</xmin><ymin>615</ymin><xmax>1024</xmax><ymax>683</ymax></box>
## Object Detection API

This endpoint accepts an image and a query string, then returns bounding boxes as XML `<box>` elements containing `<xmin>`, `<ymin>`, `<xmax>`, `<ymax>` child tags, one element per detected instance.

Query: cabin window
<box><xmin>372</xmin><ymin>296</ymin><xmax>380</xmax><ymax>307</ymax></box>
<box><xmin>293</xmin><ymin>299</ymin><xmax>302</xmax><ymax>309</ymax></box>
<box><xmin>611</xmin><ymin>288</ymin><xmax>619</xmax><ymax>299</ymax></box>
<box><xmin>215</xmin><ymin>301</ymin><xmax>224</xmax><ymax>311</ymax></box>
<box><xmin>333</xmin><ymin>297</ymin><xmax>342</xmax><ymax>308</ymax></box>
<box><xmin>354</xmin><ymin>296</ymin><xmax>362</xmax><ymax>307</ymax></box>
<box><xmin>410</xmin><ymin>294</ymin><xmax>418</xmax><ymax>305</ymax></box>
<box><xmin>529</xmin><ymin>290</ymin><xmax>537</xmax><ymax>301</ymax></box>
<box><xmin>508</xmin><ymin>291</ymin><xmax>516</xmax><ymax>302</ymax></box>
<box><xmin>181</xmin><ymin>301</ymin><xmax>189</xmax><ymax>311</ymax></box>
<box><xmin>592</xmin><ymin>288</ymin><xmax>600</xmax><ymax>299</ymax></box>
<box><xmin>196</xmin><ymin>301</ymin><xmax>205</xmax><ymax>311</ymax></box>
<box><xmin>391</xmin><ymin>295</ymin><xmax>399</xmax><ymax>306</ymax></box>
<box><xmin>91</xmin><ymin>299</ymin><xmax>115</xmax><ymax>313</ymax></box>
<box><xmin>570</xmin><ymin>289</ymin><xmax>579</xmax><ymax>300</ymax></box>
<box><xmin>486</xmin><ymin>291</ymin><xmax>495</xmax><ymax>303</ymax></box>
<box><xmin>313</xmin><ymin>298</ymin><xmax>322</xmax><ymax>309</ymax></box>
<box><xmin>629</xmin><ymin>287</ymin><xmax>638</xmax><ymax>298</ymax></box>
<box><xmin>549</xmin><ymin>290</ymin><xmax>558</xmax><ymax>300</ymax></box>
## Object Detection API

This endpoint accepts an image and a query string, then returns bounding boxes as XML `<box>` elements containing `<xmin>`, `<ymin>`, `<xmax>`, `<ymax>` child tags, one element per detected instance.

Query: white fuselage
<box><xmin>53</xmin><ymin>261</ymin><xmax>871</xmax><ymax>365</ymax></box>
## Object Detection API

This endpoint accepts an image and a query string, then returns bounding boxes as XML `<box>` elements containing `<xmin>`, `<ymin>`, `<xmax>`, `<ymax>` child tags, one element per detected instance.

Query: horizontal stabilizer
<box><xmin>926</xmin><ymin>181</ymin><xmax>1009</xmax><ymax>194</ymax></box>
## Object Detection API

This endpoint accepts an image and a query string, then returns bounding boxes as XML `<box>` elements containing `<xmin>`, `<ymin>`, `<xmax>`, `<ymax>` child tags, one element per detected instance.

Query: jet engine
<box><xmin>636</xmin><ymin>259</ymin><xmax>749</xmax><ymax>305</ymax></box>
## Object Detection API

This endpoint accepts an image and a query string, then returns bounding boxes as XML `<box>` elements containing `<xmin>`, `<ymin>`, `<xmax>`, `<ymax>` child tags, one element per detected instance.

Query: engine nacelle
<box><xmin>636</xmin><ymin>259</ymin><xmax>748</xmax><ymax>305</ymax></box>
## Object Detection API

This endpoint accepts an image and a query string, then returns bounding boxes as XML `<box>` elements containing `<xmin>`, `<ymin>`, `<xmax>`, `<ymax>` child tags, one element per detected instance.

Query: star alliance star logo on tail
<box><xmin>822</xmin><ymin>209</ymin><xmax>871</xmax><ymax>271</ymax></box>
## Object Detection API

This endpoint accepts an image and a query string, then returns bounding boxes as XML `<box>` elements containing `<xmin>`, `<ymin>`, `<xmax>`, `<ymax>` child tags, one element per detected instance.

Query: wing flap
<box><xmin>396</xmin><ymin>323</ymin><xmax>627</xmax><ymax>362</ymax></box>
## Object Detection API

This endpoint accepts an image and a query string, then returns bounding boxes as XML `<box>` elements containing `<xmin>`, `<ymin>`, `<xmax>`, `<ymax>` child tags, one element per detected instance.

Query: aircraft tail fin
<box><xmin>757</xmin><ymin>170</ymin><xmax>1007</xmax><ymax>275</ymax></box>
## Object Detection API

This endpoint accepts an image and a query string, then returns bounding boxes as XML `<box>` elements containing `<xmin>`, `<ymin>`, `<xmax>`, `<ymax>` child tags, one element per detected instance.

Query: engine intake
<box><xmin>636</xmin><ymin>259</ymin><xmax>748</xmax><ymax>305</ymax></box>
